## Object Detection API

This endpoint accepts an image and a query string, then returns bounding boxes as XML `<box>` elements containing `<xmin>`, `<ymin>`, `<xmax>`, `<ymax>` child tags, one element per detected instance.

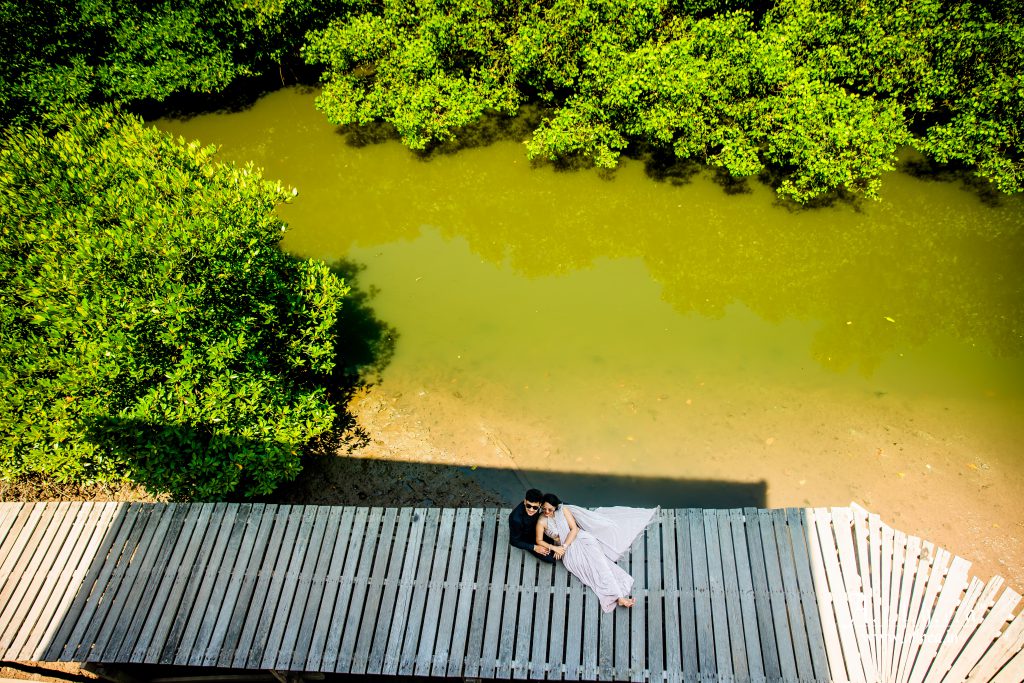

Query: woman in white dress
<box><xmin>535</xmin><ymin>493</ymin><xmax>658</xmax><ymax>612</ymax></box>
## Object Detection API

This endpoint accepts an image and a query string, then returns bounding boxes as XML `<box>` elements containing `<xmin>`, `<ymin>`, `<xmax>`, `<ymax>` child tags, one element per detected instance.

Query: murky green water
<box><xmin>156</xmin><ymin>87</ymin><xmax>1024</xmax><ymax>521</ymax></box>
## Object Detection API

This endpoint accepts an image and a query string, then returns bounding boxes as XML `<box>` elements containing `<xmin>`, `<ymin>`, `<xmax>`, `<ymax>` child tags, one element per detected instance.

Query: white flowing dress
<box><xmin>545</xmin><ymin>505</ymin><xmax>659</xmax><ymax>612</ymax></box>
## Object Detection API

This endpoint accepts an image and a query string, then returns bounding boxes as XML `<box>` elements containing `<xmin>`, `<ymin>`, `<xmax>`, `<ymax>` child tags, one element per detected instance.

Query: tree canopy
<box><xmin>304</xmin><ymin>0</ymin><xmax>1023</xmax><ymax>202</ymax></box>
<box><xmin>0</xmin><ymin>107</ymin><xmax>349</xmax><ymax>498</ymax></box>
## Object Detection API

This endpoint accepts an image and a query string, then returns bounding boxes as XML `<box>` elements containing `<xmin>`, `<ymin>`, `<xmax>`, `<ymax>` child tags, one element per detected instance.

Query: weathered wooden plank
<box><xmin>83</xmin><ymin>504</ymin><xmax>163</xmax><ymax>662</ymax></box>
<box><xmin>170</xmin><ymin>504</ymin><xmax>244</xmax><ymax>666</ymax></box>
<box><xmin>628</xmin><ymin>521</ymin><xmax>647</xmax><ymax>683</ymax></box>
<box><xmin>397</xmin><ymin>507</ymin><xmax>441</xmax><ymax>676</ymax></box>
<box><xmin>368</xmin><ymin>507</ymin><xmax>414</xmax><ymax>675</ymax></box>
<box><xmin>990</xmin><ymin>648</ymin><xmax>1024</xmax><ymax>683</ymax></box>
<box><xmin>0</xmin><ymin>503</ymin><xmax>24</xmax><ymax>548</ymax></box>
<box><xmin>689</xmin><ymin>509</ymin><xmax>716</xmax><ymax>679</ymax></box>
<box><xmin>275</xmin><ymin>505</ymin><xmax>332</xmax><ymax>670</ymax></box>
<box><xmin>338</xmin><ymin>507</ymin><xmax>388</xmax><ymax>672</ymax></box>
<box><xmin>867</xmin><ymin>511</ymin><xmax>884</xmax><ymax>678</ymax></box>
<box><xmin>964</xmin><ymin>605</ymin><xmax>1024</xmax><ymax>683</ymax></box>
<box><xmin>382</xmin><ymin>507</ymin><xmax>428</xmax><ymax>676</ymax></box>
<box><xmin>495</xmin><ymin>529</ymin><xmax>524</xmax><ymax>680</ymax></box>
<box><xmin>435</xmin><ymin>508</ymin><xmax>471</xmax><ymax>676</ymax></box>
<box><xmin>730</xmin><ymin>508</ymin><xmax>764</xmax><ymax>683</ymax></box>
<box><xmin>942</xmin><ymin>586</ymin><xmax>1021</xmax><ymax>683</ymax></box>
<box><xmin>0</xmin><ymin>501</ymin><xmax>73</xmax><ymax>654</ymax></box>
<box><xmin>804</xmin><ymin>508</ymin><xmax>850</xmax><ymax>683</ymax></box>
<box><xmin>597</xmin><ymin>601</ymin><xmax>614</xmax><ymax>679</ymax></box>
<box><xmin>449</xmin><ymin>508</ymin><xmax>485</xmax><ymax>678</ymax></box>
<box><xmin>878</xmin><ymin>521</ymin><xmax>895</xmax><ymax>682</ymax></box>
<box><xmin>896</xmin><ymin>545</ymin><xmax>949</xmax><ymax>683</ymax></box>
<box><xmin>885</xmin><ymin>529</ymin><xmax>908</xmax><ymax>680</ymax></box>
<box><xmin>138</xmin><ymin>504</ymin><xmax>216</xmax><ymax>663</ymax></box>
<box><xmin>31</xmin><ymin>503</ymin><xmax>119</xmax><ymax>662</ymax></box>
<box><xmin>243</xmin><ymin>505</ymin><xmax>309</xmax><ymax>669</ymax></box>
<box><xmin>532</xmin><ymin>550</ymin><xmax>560</xmax><ymax>681</ymax></box>
<box><xmin>770</xmin><ymin>508</ymin><xmax>815</xmax><ymax>682</ymax></box>
<box><xmin>923</xmin><ymin>576</ymin><xmax>986</xmax><ymax>683</ymax></box>
<box><xmin>304</xmin><ymin>506</ymin><xmax>355</xmax><ymax>672</ymax></box>
<box><xmin>906</xmin><ymin>556</ymin><xmax>969</xmax><ymax>683</ymax></box>
<box><xmin>890</xmin><ymin>534</ymin><xmax>922</xmax><ymax>683</ymax></box>
<box><xmin>414</xmin><ymin>508</ymin><xmax>456</xmax><ymax>676</ymax></box>
<box><xmin>204</xmin><ymin>504</ymin><xmax>276</xmax><ymax>668</ymax></box>
<box><xmin>460</xmin><ymin>509</ymin><xmax>498</xmax><ymax>678</ymax></box>
<box><xmin>830</xmin><ymin>507</ymin><xmax>875</xmax><ymax>682</ymax></box>
<box><xmin>109</xmin><ymin>503</ymin><xmax>190</xmax><ymax>663</ymax></box>
<box><xmin>0</xmin><ymin>503</ymin><xmax>52</xmax><ymax>610</ymax></box>
<box><xmin>213</xmin><ymin>504</ymin><xmax>283</xmax><ymax>668</ymax></box>
<box><xmin>320</xmin><ymin>505</ymin><xmax>371</xmax><ymax>672</ymax></box>
<box><xmin>757</xmin><ymin>509</ymin><xmax>798</xmax><ymax>683</ymax></box>
<box><xmin>351</xmin><ymin>507</ymin><xmax>401</xmax><ymax>674</ymax></box>
<box><xmin>814</xmin><ymin>507</ymin><xmax>867</xmax><ymax>682</ymax></box>
<box><xmin>514</xmin><ymin>538</ymin><xmax>539</xmax><ymax>678</ymax></box>
<box><xmin>581</xmin><ymin>582</ymin><xmax>599</xmax><ymax>681</ymax></box>
<box><xmin>660</xmin><ymin>510</ymin><xmax>683</xmax><ymax>683</ymax></box>
<box><xmin>8</xmin><ymin>502</ymin><xmax>93</xmax><ymax>659</ymax></box>
<box><xmin>703</xmin><ymin>509</ymin><xmax>733</xmax><ymax>680</ymax></box>
<box><xmin>564</xmin><ymin>568</ymin><xmax>587</xmax><ymax>681</ymax></box>
<box><xmin>715</xmin><ymin>510</ymin><xmax>748</xmax><ymax>683</ymax></box>
<box><xmin>850</xmin><ymin>503</ymin><xmax>878</xmax><ymax>676</ymax></box>
<box><xmin>784</xmin><ymin>507</ymin><xmax>830</xmax><ymax>683</ymax></box>
<box><xmin>645</xmin><ymin>512</ymin><xmax>665</xmax><ymax>683</ymax></box>
<box><xmin>231</xmin><ymin>505</ymin><xmax>300</xmax><ymax>669</ymax></box>
<box><xmin>744</xmin><ymin>506</ymin><xmax>781</xmax><ymax>683</ymax></box>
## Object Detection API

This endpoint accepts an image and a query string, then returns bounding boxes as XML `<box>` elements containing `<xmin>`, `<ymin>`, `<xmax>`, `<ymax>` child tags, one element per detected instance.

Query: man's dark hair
<box><xmin>525</xmin><ymin>488</ymin><xmax>543</xmax><ymax>503</ymax></box>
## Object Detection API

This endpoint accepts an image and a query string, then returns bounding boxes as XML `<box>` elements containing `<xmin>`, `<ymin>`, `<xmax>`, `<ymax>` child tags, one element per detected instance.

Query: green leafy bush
<box><xmin>0</xmin><ymin>107</ymin><xmax>349</xmax><ymax>499</ymax></box>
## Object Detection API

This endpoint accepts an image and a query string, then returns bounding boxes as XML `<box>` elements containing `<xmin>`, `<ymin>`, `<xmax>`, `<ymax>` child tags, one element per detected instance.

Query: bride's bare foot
<box><xmin>617</xmin><ymin>597</ymin><xmax>635</xmax><ymax>608</ymax></box>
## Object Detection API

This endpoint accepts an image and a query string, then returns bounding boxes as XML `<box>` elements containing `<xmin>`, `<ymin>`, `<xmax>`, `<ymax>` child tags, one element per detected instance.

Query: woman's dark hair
<box><xmin>542</xmin><ymin>492</ymin><xmax>561</xmax><ymax>507</ymax></box>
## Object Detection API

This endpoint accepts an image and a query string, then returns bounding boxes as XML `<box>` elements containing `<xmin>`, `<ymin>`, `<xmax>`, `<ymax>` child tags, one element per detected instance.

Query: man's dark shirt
<box><xmin>508</xmin><ymin>502</ymin><xmax>555</xmax><ymax>563</ymax></box>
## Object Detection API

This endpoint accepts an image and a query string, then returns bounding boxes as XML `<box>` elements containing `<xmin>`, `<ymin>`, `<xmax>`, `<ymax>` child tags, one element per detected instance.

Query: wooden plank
<box><xmin>134</xmin><ymin>504</ymin><xmax>214</xmax><ymax>664</ymax></box>
<box><xmin>108</xmin><ymin>503</ymin><xmax>190</xmax><ymax>663</ymax></box>
<box><xmin>703</xmin><ymin>509</ymin><xmax>733</xmax><ymax>679</ymax></box>
<box><xmin>514</xmin><ymin>535</ymin><xmax>539</xmax><ymax>678</ymax></box>
<box><xmin>351</xmin><ymin>507</ymin><xmax>401</xmax><ymax>674</ymax></box>
<box><xmin>0</xmin><ymin>503</ymin><xmax>24</xmax><ymax>548</ymax></box>
<box><xmin>242</xmin><ymin>504</ymin><xmax>307</xmax><ymax>669</ymax></box>
<box><xmin>213</xmin><ymin>504</ymin><xmax>282</xmax><ymax>668</ymax></box>
<box><xmin>645</xmin><ymin>510</ymin><xmax>665</xmax><ymax>682</ymax></box>
<box><xmin>338</xmin><ymin>507</ymin><xmax>388</xmax><ymax>672</ymax></box>
<box><xmin>230</xmin><ymin>505</ymin><xmax>298</xmax><ymax>668</ymax></box>
<box><xmin>414</xmin><ymin>507</ymin><xmax>456</xmax><ymax>677</ymax></box>
<box><xmin>942</xmin><ymin>586</ymin><xmax>1021</xmax><ymax>683</ymax></box>
<box><xmin>435</xmin><ymin>508</ymin><xmax>471</xmax><ymax>676</ymax></box>
<box><xmin>366</xmin><ymin>507</ymin><xmax>413</xmax><ymax>675</ymax></box>
<box><xmin>449</xmin><ymin>508</ymin><xmax>485</xmax><ymax>678</ymax></box>
<box><xmin>31</xmin><ymin>503</ymin><xmax>119</xmax><ymax>661</ymax></box>
<box><xmin>896</xmin><ymin>545</ymin><xmax>949</xmax><ymax>683</ymax></box>
<box><xmin>170</xmin><ymin>504</ymin><xmax>244</xmax><ymax>666</ymax></box>
<box><xmin>923</xmin><ymin>576</ymin><xmax>986</xmax><ymax>683</ymax></box>
<box><xmin>990</xmin><ymin>646</ymin><xmax>1024</xmax><ymax>683</ymax></box>
<box><xmin>689</xmin><ymin>509</ymin><xmax>716</xmax><ymax>679</ymax></box>
<box><xmin>495</xmin><ymin>524</ymin><xmax>523</xmax><ymax>680</ymax></box>
<box><xmin>273</xmin><ymin>505</ymin><xmax>332</xmax><ymax>670</ymax></box>
<box><xmin>716</xmin><ymin>510</ymin><xmax>747</xmax><ymax>683</ymax></box>
<box><xmin>628</xmin><ymin>520</ymin><xmax>647</xmax><ymax>682</ymax></box>
<box><xmin>879</xmin><ymin>521</ymin><xmax>895</xmax><ymax>683</ymax></box>
<box><xmin>730</xmin><ymin>508</ymin><xmax>764</xmax><ymax>683</ymax></box>
<box><xmin>0</xmin><ymin>501</ymin><xmax>73</xmax><ymax>654</ymax></box>
<box><xmin>382</xmin><ymin>507</ymin><xmax>428</xmax><ymax>676</ymax></box>
<box><xmin>319</xmin><ymin>505</ymin><xmax>370</xmax><ymax>672</ymax></box>
<box><xmin>965</xmin><ymin>607</ymin><xmax>1024</xmax><ymax>683</ymax></box>
<box><xmin>304</xmin><ymin>506</ymin><xmax>355</xmax><ymax>672</ymax></box>
<box><xmin>885</xmin><ymin>529</ymin><xmax>908</xmax><ymax>681</ymax></box>
<box><xmin>396</xmin><ymin>507</ymin><xmax>441</xmax><ymax>676</ymax></box>
<box><xmin>597</xmin><ymin>601</ymin><xmax>614</xmax><ymax>680</ymax></box>
<box><xmin>744</xmin><ymin>506</ymin><xmax>781</xmax><ymax>683</ymax></box>
<box><xmin>82</xmin><ymin>504</ymin><xmax>163</xmax><ymax>662</ymax></box>
<box><xmin>867</xmin><ymin>511</ymin><xmax>885</xmax><ymax>678</ymax></box>
<box><xmin>660</xmin><ymin>510</ymin><xmax>683</xmax><ymax>683</ymax></box>
<box><xmin>459</xmin><ymin>509</ymin><xmax>496</xmax><ymax>678</ymax></box>
<box><xmin>204</xmin><ymin>504</ymin><xmax>276</xmax><ymax>668</ymax></box>
<box><xmin>757</xmin><ymin>509</ymin><xmax>799</xmax><ymax>682</ymax></box>
<box><xmin>539</xmin><ymin>550</ymin><xmax>569</xmax><ymax>680</ymax></box>
<box><xmin>804</xmin><ymin>508</ymin><xmax>850</xmax><ymax>683</ymax></box>
<box><xmin>814</xmin><ymin>507</ymin><xmax>867</xmax><ymax>683</ymax></box>
<box><xmin>475</xmin><ymin>511</ymin><xmax>509</xmax><ymax>679</ymax></box>
<box><xmin>564</xmin><ymin>567</ymin><xmax>587</xmax><ymax>681</ymax></box>
<box><xmin>890</xmin><ymin>534</ymin><xmax>922</xmax><ymax>683</ymax></box>
<box><xmin>774</xmin><ymin>508</ymin><xmax>823</xmax><ymax>682</ymax></box>
<box><xmin>0</xmin><ymin>502</ymin><xmax>51</xmax><ymax>610</ymax></box>
<box><xmin>785</xmin><ymin>507</ymin><xmax>831</xmax><ymax>682</ymax></box>
<box><xmin>10</xmin><ymin>502</ymin><xmax>94</xmax><ymax>659</ymax></box>
<box><xmin>581</xmin><ymin>582</ymin><xmax>599</xmax><ymax>681</ymax></box>
<box><xmin>906</xmin><ymin>557</ymin><xmax>970</xmax><ymax>683</ymax></box>
<box><xmin>851</xmin><ymin>503</ymin><xmax>879</xmax><ymax>675</ymax></box>
<box><xmin>831</xmin><ymin>507</ymin><xmax>875</xmax><ymax>682</ymax></box>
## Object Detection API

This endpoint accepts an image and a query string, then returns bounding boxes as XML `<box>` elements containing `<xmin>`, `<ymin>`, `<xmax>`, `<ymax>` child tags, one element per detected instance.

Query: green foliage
<box><xmin>306</xmin><ymin>0</ymin><xmax>1023</xmax><ymax>201</ymax></box>
<box><xmin>0</xmin><ymin>108</ymin><xmax>349</xmax><ymax>499</ymax></box>
<box><xmin>0</xmin><ymin>0</ymin><xmax>344</xmax><ymax>126</ymax></box>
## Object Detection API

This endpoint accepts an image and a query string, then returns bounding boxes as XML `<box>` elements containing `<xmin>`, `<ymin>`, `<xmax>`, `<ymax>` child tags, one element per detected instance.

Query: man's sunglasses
<box><xmin>525</xmin><ymin>503</ymin><xmax>540</xmax><ymax>511</ymax></box>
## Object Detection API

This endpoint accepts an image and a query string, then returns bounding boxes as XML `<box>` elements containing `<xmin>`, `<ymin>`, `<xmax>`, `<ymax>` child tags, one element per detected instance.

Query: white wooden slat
<box><xmin>989</xmin><ymin>647</ymin><xmax>1024</xmax><ymax>683</ymax></box>
<box><xmin>942</xmin><ymin>587</ymin><xmax>1021</xmax><ymax>683</ymax></box>
<box><xmin>966</xmin><ymin>610</ymin><xmax>1024</xmax><ymax>683</ymax></box>
<box><xmin>302</xmin><ymin>506</ymin><xmax>355</xmax><ymax>672</ymax></box>
<box><xmin>367</xmin><ymin>507</ymin><xmax>415</xmax><ymax>675</ymax></box>
<box><xmin>887</xmin><ymin>529</ymin><xmax>910</xmax><ymax>681</ymax></box>
<box><xmin>432</xmin><ymin>507</ymin><xmax>471</xmax><ymax>676</ymax></box>
<box><xmin>894</xmin><ymin>540</ymin><xmax>935</xmax><ymax>683</ymax></box>
<box><xmin>923</xmin><ymin>577</ymin><xmax>986</xmax><ymax>683</ymax></box>
<box><xmin>0</xmin><ymin>503</ymin><xmax>24</xmax><ymax>547</ymax></box>
<box><xmin>831</xmin><ymin>507</ymin><xmax>876</xmax><ymax>682</ymax></box>
<box><xmin>462</xmin><ymin>509</ymin><xmax>499</xmax><ymax>678</ymax></box>
<box><xmin>879</xmin><ymin>522</ymin><xmax>895</xmax><ymax>683</ymax></box>
<box><xmin>414</xmin><ymin>507</ymin><xmax>457</xmax><ymax>677</ymax></box>
<box><xmin>784</xmin><ymin>507</ymin><xmax>831</xmax><ymax>682</ymax></box>
<box><xmin>382</xmin><ymin>507</ymin><xmax>428</xmax><ymax>676</ymax></box>
<box><xmin>805</xmin><ymin>508</ymin><xmax>851</xmax><ymax>683</ymax></box>
<box><xmin>397</xmin><ymin>507</ymin><xmax>441</xmax><ymax>676</ymax></box>
<box><xmin>890</xmin><ymin>535</ymin><xmax>923</xmax><ymax>683</ymax></box>
<box><xmin>477</xmin><ymin>513</ymin><xmax>511</xmax><ymax>680</ymax></box>
<box><xmin>897</xmin><ymin>547</ymin><xmax>951</xmax><ymax>683</ymax></box>
<box><xmin>0</xmin><ymin>503</ymin><xmax>50</xmax><ymax>608</ymax></box>
<box><xmin>868</xmin><ymin>512</ymin><xmax>885</xmax><ymax>678</ymax></box>
<box><xmin>907</xmin><ymin>557</ymin><xmax>970</xmax><ymax>683</ymax></box>
<box><xmin>851</xmin><ymin>503</ymin><xmax>880</xmax><ymax>676</ymax></box>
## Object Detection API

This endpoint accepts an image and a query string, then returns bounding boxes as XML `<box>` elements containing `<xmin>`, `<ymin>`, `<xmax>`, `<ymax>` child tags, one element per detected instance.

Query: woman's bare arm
<box><xmin>536</xmin><ymin>517</ymin><xmax>560</xmax><ymax>552</ymax></box>
<box><xmin>562</xmin><ymin>507</ymin><xmax>580</xmax><ymax>548</ymax></box>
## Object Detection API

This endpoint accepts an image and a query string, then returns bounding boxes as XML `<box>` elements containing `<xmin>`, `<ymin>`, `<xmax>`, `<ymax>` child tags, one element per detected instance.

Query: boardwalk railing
<box><xmin>0</xmin><ymin>501</ymin><xmax>1021</xmax><ymax>682</ymax></box>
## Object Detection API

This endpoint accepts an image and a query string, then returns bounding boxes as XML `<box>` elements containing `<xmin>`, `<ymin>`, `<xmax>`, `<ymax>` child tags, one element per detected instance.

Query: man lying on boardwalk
<box><xmin>508</xmin><ymin>488</ymin><xmax>555</xmax><ymax>563</ymax></box>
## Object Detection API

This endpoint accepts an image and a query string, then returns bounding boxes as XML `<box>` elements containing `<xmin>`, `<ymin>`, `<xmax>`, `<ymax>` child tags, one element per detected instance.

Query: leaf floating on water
<box><xmin>896</xmin><ymin>472</ymin><xmax>906</xmax><ymax>478</ymax></box>
<box><xmin>966</xmin><ymin>462</ymin><xmax>979</xmax><ymax>470</ymax></box>
<box><xmin>765</xmin><ymin>437</ymin><xmax>775</xmax><ymax>446</ymax></box>
<box><xmin>884</xmin><ymin>316</ymin><xmax>896</xmax><ymax>323</ymax></box>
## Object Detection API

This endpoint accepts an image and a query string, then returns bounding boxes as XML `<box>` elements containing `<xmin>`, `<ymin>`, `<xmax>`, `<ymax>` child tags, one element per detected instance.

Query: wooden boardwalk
<box><xmin>0</xmin><ymin>501</ymin><xmax>1021</xmax><ymax>682</ymax></box>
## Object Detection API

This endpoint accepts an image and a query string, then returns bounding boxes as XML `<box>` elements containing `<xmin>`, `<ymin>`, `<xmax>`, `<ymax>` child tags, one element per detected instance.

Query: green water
<box><xmin>156</xmin><ymin>87</ymin><xmax>1024</xmax><ymax>508</ymax></box>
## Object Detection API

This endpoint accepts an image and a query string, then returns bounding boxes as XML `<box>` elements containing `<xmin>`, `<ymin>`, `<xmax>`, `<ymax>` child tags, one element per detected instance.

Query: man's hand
<box><xmin>534</xmin><ymin>544</ymin><xmax>550</xmax><ymax>555</ymax></box>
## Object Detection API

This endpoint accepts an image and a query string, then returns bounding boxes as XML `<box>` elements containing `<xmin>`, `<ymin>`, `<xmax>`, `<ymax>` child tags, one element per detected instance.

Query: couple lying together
<box><xmin>508</xmin><ymin>488</ymin><xmax>658</xmax><ymax>612</ymax></box>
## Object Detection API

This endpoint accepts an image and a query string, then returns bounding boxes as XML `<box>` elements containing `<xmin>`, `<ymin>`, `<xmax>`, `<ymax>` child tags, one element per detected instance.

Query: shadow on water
<box><xmin>899</xmin><ymin>154</ymin><xmax>1009</xmax><ymax>208</ymax></box>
